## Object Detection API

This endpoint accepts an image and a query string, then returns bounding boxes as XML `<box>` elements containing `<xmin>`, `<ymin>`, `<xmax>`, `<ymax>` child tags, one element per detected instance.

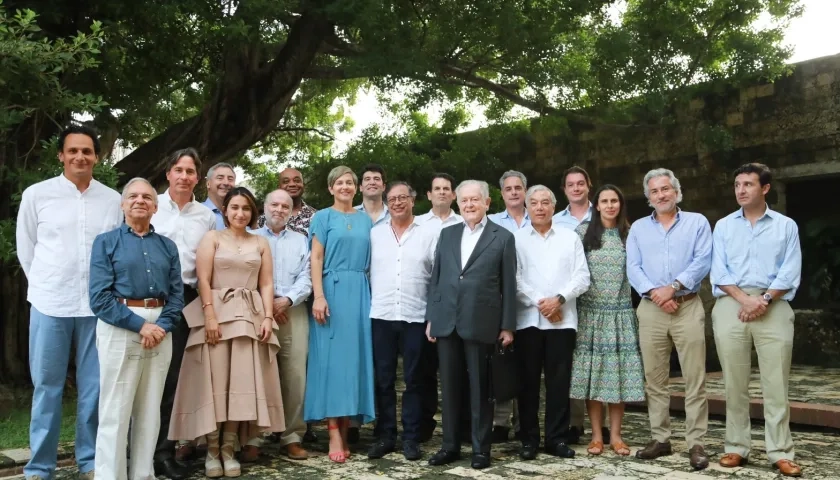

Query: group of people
<box><xmin>16</xmin><ymin>124</ymin><xmax>803</xmax><ymax>479</ymax></box>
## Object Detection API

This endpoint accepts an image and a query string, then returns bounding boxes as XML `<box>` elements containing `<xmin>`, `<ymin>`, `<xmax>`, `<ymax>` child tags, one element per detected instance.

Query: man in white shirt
<box><xmin>255</xmin><ymin>189</ymin><xmax>313</xmax><ymax>461</ymax></box>
<box><xmin>514</xmin><ymin>185</ymin><xmax>590</xmax><ymax>460</ymax></box>
<box><xmin>202</xmin><ymin>162</ymin><xmax>236</xmax><ymax>230</ymax></box>
<box><xmin>16</xmin><ymin>125</ymin><xmax>123</xmax><ymax>480</ymax></box>
<box><xmin>416</xmin><ymin>173</ymin><xmax>463</xmax><ymax>229</ymax></box>
<box><xmin>354</xmin><ymin>163</ymin><xmax>389</xmax><ymax>226</ymax></box>
<box><xmin>150</xmin><ymin>148</ymin><xmax>216</xmax><ymax>479</ymax></box>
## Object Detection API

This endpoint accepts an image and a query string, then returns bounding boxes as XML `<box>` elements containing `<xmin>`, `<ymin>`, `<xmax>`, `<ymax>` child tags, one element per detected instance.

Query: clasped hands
<box><xmin>273</xmin><ymin>296</ymin><xmax>292</xmax><ymax>325</ymax></box>
<box><xmin>649</xmin><ymin>286</ymin><xmax>679</xmax><ymax>314</ymax></box>
<box><xmin>538</xmin><ymin>296</ymin><xmax>563</xmax><ymax>323</ymax></box>
<box><xmin>138</xmin><ymin>323</ymin><xmax>165</xmax><ymax>349</ymax></box>
<box><xmin>738</xmin><ymin>295</ymin><xmax>768</xmax><ymax>323</ymax></box>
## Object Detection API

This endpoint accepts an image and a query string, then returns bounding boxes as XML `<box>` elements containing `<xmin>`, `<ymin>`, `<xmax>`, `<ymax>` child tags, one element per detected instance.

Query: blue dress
<box><xmin>304</xmin><ymin>208</ymin><xmax>376</xmax><ymax>424</ymax></box>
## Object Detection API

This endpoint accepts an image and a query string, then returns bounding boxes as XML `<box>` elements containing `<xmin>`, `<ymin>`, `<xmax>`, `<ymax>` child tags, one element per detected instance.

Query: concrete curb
<box><xmin>0</xmin><ymin>446</ymin><xmax>74</xmax><ymax>479</ymax></box>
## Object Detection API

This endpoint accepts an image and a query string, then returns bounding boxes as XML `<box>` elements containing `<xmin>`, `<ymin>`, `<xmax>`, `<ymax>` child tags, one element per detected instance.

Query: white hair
<box><xmin>643</xmin><ymin>168</ymin><xmax>683</xmax><ymax>206</ymax></box>
<box><xmin>455</xmin><ymin>180</ymin><xmax>490</xmax><ymax>201</ymax></box>
<box><xmin>264</xmin><ymin>189</ymin><xmax>293</xmax><ymax>207</ymax></box>
<box><xmin>498</xmin><ymin>170</ymin><xmax>527</xmax><ymax>189</ymax></box>
<box><xmin>525</xmin><ymin>185</ymin><xmax>557</xmax><ymax>205</ymax></box>
<box><xmin>121</xmin><ymin>177</ymin><xmax>158</xmax><ymax>205</ymax></box>
<box><xmin>207</xmin><ymin>162</ymin><xmax>236</xmax><ymax>180</ymax></box>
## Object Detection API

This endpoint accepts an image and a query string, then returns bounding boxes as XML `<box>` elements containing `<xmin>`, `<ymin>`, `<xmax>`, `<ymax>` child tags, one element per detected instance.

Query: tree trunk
<box><xmin>0</xmin><ymin>266</ymin><xmax>30</xmax><ymax>385</ymax></box>
<box><xmin>114</xmin><ymin>12</ymin><xmax>334</xmax><ymax>187</ymax></box>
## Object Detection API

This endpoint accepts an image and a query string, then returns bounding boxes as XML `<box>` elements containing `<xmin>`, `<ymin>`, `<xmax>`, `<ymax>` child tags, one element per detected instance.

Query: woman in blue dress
<box><xmin>304</xmin><ymin>165</ymin><xmax>375</xmax><ymax>463</ymax></box>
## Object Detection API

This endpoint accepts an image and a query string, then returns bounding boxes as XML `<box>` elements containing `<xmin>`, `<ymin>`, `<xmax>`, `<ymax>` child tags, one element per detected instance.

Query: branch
<box><xmin>277</xmin><ymin>127</ymin><xmax>335</xmax><ymax>141</ymax></box>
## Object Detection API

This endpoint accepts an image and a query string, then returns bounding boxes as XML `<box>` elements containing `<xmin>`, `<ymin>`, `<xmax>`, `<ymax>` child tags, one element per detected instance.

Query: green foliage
<box><xmin>802</xmin><ymin>216</ymin><xmax>840</xmax><ymax>305</ymax></box>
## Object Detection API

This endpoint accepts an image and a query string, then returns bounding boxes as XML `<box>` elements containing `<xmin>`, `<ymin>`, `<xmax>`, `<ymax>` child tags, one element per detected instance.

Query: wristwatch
<box><xmin>761</xmin><ymin>292</ymin><xmax>773</xmax><ymax>304</ymax></box>
<box><xmin>670</xmin><ymin>281</ymin><xmax>681</xmax><ymax>291</ymax></box>
<box><xmin>556</xmin><ymin>294</ymin><xmax>566</xmax><ymax>305</ymax></box>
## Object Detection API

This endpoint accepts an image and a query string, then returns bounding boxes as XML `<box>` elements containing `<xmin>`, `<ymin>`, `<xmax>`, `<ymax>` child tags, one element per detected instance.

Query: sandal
<box><xmin>610</xmin><ymin>440</ymin><xmax>631</xmax><ymax>456</ymax></box>
<box><xmin>587</xmin><ymin>440</ymin><xmax>604</xmax><ymax>455</ymax></box>
<box><xmin>327</xmin><ymin>424</ymin><xmax>346</xmax><ymax>463</ymax></box>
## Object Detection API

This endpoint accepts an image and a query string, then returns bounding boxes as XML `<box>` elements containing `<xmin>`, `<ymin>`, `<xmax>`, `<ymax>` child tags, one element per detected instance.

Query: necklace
<box><xmin>343</xmin><ymin>213</ymin><xmax>352</xmax><ymax>230</ymax></box>
<box><xmin>230</xmin><ymin>232</ymin><xmax>247</xmax><ymax>253</ymax></box>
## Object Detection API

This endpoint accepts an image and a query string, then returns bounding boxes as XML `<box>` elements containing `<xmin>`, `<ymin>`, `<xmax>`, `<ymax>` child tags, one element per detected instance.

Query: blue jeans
<box><xmin>25</xmin><ymin>307</ymin><xmax>99</xmax><ymax>479</ymax></box>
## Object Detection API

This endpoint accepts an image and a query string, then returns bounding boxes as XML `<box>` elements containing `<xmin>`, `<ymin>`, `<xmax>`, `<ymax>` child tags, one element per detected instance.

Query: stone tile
<box><xmin>0</xmin><ymin>449</ymin><xmax>30</xmax><ymax>464</ymax></box>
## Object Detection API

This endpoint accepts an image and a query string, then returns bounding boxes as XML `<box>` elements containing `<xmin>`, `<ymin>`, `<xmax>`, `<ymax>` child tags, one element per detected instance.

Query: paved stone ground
<box><xmin>6</xmin><ymin>365</ymin><xmax>840</xmax><ymax>478</ymax></box>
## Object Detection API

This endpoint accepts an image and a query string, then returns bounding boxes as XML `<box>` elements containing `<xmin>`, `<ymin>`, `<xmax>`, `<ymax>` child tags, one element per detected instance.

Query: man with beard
<box><xmin>150</xmin><ymin>148</ymin><xmax>216</xmax><ymax>479</ymax></box>
<box><xmin>626</xmin><ymin>168</ymin><xmax>712</xmax><ymax>470</ymax></box>
<box><xmin>257</xmin><ymin>168</ymin><xmax>318</xmax><ymax>235</ymax></box>
<box><xmin>202</xmin><ymin>162</ymin><xmax>236</xmax><ymax>230</ymax></box>
<box><xmin>254</xmin><ymin>189</ymin><xmax>313</xmax><ymax>461</ymax></box>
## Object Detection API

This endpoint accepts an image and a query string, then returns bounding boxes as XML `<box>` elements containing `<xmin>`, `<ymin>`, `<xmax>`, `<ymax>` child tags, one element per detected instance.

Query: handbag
<box><xmin>487</xmin><ymin>339</ymin><xmax>518</xmax><ymax>402</ymax></box>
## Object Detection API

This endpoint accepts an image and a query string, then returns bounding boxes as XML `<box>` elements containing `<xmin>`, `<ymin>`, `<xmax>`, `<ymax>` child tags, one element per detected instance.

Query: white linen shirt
<box><xmin>416</xmin><ymin>209</ymin><xmax>463</xmax><ymax>231</ymax></box>
<box><xmin>255</xmin><ymin>226</ymin><xmax>312</xmax><ymax>306</ymax></box>
<box><xmin>369</xmin><ymin>218</ymin><xmax>437</xmax><ymax>323</ymax></box>
<box><xmin>151</xmin><ymin>190</ymin><xmax>216</xmax><ymax>288</ymax></box>
<box><xmin>514</xmin><ymin>225</ymin><xmax>591</xmax><ymax>331</ymax></box>
<box><xmin>16</xmin><ymin>174</ymin><xmax>122</xmax><ymax>317</ymax></box>
<box><xmin>460</xmin><ymin>215</ymin><xmax>488</xmax><ymax>270</ymax></box>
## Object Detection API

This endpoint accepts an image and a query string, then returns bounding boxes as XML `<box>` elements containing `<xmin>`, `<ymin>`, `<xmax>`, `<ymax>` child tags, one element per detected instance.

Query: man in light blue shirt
<box><xmin>553</xmin><ymin>166</ymin><xmax>593</xmax><ymax>230</ymax></box>
<box><xmin>489</xmin><ymin>170</ymin><xmax>530</xmax><ymax>233</ymax></box>
<box><xmin>202</xmin><ymin>162</ymin><xmax>236</xmax><ymax>230</ymax></box>
<box><xmin>710</xmin><ymin>163</ymin><xmax>802</xmax><ymax>477</ymax></box>
<box><xmin>626</xmin><ymin>168</ymin><xmax>712</xmax><ymax>470</ymax></box>
<box><xmin>355</xmin><ymin>163</ymin><xmax>390</xmax><ymax>227</ymax></box>
<box><xmin>254</xmin><ymin>189</ymin><xmax>313</xmax><ymax>460</ymax></box>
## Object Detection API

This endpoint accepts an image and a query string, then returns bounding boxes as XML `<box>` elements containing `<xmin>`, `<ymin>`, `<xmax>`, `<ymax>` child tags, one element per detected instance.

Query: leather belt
<box><xmin>117</xmin><ymin>297</ymin><xmax>166</xmax><ymax>308</ymax></box>
<box><xmin>644</xmin><ymin>292</ymin><xmax>697</xmax><ymax>304</ymax></box>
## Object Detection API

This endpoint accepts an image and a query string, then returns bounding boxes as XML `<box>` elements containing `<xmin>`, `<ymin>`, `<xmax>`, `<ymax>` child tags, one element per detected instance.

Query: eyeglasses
<box><xmin>386</xmin><ymin>195</ymin><xmax>412</xmax><ymax>205</ymax></box>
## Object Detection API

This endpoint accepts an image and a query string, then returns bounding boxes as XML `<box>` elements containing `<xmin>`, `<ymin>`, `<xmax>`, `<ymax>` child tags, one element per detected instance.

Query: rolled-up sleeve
<box><xmin>768</xmin><ymin>220</ymin><xmax>802</xmax><ymax>298</ymax></box>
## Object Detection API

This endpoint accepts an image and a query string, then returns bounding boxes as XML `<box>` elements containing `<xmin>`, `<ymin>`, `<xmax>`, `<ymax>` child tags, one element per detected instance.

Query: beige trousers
<box><xmin>712</xmin><ymin>290</ymin><xmax>795</xmax><ymax>463</ymax></box>
<box><xmin>637</xmin><ymin>297</ymin><xmax>708</xmax><ymax>447</ymax></box>
<box><xmin>275</xmin><ymin>303</ymin><xmax>310</xmax><ymax>446</ymax></box>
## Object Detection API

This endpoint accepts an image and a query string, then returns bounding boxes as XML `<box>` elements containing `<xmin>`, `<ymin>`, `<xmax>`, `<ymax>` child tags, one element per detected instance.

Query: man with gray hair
<box><xmin>203</xmin><ymin>162</ymin><xmax>236</xmax><ymax>230</ymax></box>
<box><xmin>89</xmin><ymin>177</ymin><xmax>184</xmax><ymax>479</ymax></box>
<box><xmin>626</xmin><ymin>168</ymin><xmax>712</xmax><ymax>470</ymax></box>
<box><xmin>425</xmin><ymin>179</ymin><xmax>517</xmax><ymax>470</ymax></box>
<box><xmin>514</xmin><ymin>185</ymin><xmax>590</xmax><ymax>460</ymax></box>
<box><xmin>254</xmin><ymin>189</ymin><xmax>313</xmax><ymax>461</ymax></box>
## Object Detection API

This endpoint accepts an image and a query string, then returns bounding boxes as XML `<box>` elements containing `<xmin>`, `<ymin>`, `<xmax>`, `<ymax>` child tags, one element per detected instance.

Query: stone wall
<box><xmin>494</xmin><ymin>53</ymin><xmax>840</xmax><ymax>369</ymax></box>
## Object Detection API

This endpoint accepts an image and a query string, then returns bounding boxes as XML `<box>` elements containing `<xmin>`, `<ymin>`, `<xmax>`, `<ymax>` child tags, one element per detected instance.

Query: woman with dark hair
<box><xmin>169</xmin><ymin>187</ymin><xmax>285</xmax><ymax>478</ymax></box>
<box><xmin>570</xmin><ymin>185</ymin><xmax>645</xmax><ymax>456</ymax></box>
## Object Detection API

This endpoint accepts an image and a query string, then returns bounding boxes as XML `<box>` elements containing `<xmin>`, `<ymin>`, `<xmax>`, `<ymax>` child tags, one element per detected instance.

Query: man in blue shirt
<box><xmin>355</xmin><ymin>163</ymin><xmax>389</xmax><ymax>227</ymax></box>
<box><xmin>710</xmin><ymin>163</ymin><xmax>802</xmax><ymax>478</ymax></box>
<box><xmin>202</xmin><ymin>162</ymin><xmax>236</xmax><ymax>230</ymax></box>
<box><xmin>626</xmin><ymin>168</ymin><xmax>712</xmax><ymax>470</ymax></box>
<box><xmin>89</xmin><ymin>177</ymin><xmax>184</xmax><ymax>480</ymax></box>
<box><xmin>552</xmin><ymin>166</ymin><xmax>593</xmax><ymax>230</ymax></box>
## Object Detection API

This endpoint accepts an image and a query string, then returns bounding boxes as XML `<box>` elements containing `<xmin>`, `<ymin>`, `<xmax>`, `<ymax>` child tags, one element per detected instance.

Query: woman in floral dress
<box><xmin>570</xmin><ymin>184</ymin><xmax>645</xmax><ymax>456</ymax></box>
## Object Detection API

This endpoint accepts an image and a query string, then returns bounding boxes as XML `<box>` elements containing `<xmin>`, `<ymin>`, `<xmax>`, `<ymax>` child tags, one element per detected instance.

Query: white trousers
<box><xmin>94</xmin><ymin>307</ymin><xmax>172</xmax><ymax>480</ymax></box>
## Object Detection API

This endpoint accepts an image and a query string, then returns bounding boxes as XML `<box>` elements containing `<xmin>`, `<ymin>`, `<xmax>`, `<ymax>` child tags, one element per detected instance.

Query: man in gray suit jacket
<box><xmin>425</xmin><ymin>179</ymin><xmax>517</xmax><ymax>470</ymax></box>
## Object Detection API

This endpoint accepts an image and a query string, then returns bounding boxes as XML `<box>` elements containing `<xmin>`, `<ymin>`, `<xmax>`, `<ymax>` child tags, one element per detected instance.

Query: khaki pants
<box><xmin>712</xmin><ymin>291</ymin><xmax>795</xmax><ymax>463</ymax></box>
<box><xmin>638</xmin><ymin>297</ymin><xmax>708</xmax><ymax>448</ymax></box>
<box><xmin>275</xmin><ymin>304</ymin><xmax>310</xmax><ymax>446</ymax></box>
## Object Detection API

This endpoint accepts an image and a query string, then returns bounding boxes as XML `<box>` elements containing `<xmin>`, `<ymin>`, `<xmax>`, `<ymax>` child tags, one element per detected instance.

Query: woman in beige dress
<box><xmin>169</xmin><ymin>187</ymin><xmax>284</xmax><ymax>477</ymax></box>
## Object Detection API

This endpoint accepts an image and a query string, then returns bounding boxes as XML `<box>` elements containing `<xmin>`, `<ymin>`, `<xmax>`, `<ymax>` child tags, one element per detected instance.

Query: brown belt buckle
<box><xmin>143</xmin><ymin>298</ymin><xmax>155</xmax><ymax>308</ymax></box>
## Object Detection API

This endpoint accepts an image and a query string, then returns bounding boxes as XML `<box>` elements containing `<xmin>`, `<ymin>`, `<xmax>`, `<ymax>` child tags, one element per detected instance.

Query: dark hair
<box><xmin>430</xmin><ymin>172</ymin><xmax>455</xmax><ymax>191</ymax></box>
<box><xmin>562</xmin><ymin>165</ymin><xmax>592</xmax><ymax>189</ymax></box>
<box><xmin>222</xmin><ymin>186</ymin><xmax>259</xmax><ymax>230</ymax></box>
<box><xmin>165</xmin><ymin>147</ymin><xmax>202</xmax><ymax>173</ymax></box>
<box><xmin>582</xmin><ymin>184</ymin><xmax>630</xmax><ymax>252</ymax></box>
<box><xmin>359</xmin><ymin>163</ymin><xmax>386</xmax><ymax>182</ymax></box>
<box><xmin>59</xmin><ymin>124</ymin><xmax>101</xmax><ymax>156</ymax></box>
<box><xmin>733</xmin><ymin>162</ymin><xmax>772</xmax><ymax>186</ymax></box>
<box><xmin>384</xmin><ymin>181</ymin><xmax>417</xmax><ymax>199</ymax></box>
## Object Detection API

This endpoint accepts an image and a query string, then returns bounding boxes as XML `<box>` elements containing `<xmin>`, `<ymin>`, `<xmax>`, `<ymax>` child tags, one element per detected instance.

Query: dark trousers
<box><xmin>419</xmin><ymin>338</ymin><xmax>440</xmax><ymax>431</ymax></box>
<box><xmin>372</xmin><ymin>319</ymin><xmax>425</xmax><ymax>442</ymax></box>
<box><xmin>438</xmin><ymin>331</ymin><xmax>494</xmax><ymax>453</ymax></box>
<box><xmin>516</xmin><ymin>327</ymin><xmax>576</xmax><ymax>448</ymax></box>
<box><xmin>154</xmin><ymin>285</ymin><xmax>198</xmax><ymax>461</ymax></box>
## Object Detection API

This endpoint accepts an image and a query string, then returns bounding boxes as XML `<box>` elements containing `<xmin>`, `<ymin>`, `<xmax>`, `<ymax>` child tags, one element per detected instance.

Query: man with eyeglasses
<box><xmin>88</xmin><ymin>178</ymin><xmax>184</xmax><ymax>480</ymax></box>
<box><xmin>367</xmin><ymin>182</ymin><xmax>438</xmax><ymax>461</ymax></box>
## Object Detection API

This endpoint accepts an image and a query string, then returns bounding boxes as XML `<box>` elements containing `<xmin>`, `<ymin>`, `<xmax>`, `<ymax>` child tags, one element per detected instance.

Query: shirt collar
<box><xmin>735</xmin><ymin>204</ymin><xmax>775</xmax><ymax>220</ymax></box>
<box><xmin>161</xmin><ymin>188</ymin><xmax>197</xmax><ymax>208</ymax></box>
<box><xmin>121</xmin><ymin>222</ymin><xmax>156</xmax><ymax>236</ymax></box>
<box><xmin>259</xmin><ymin>225</ymin><xmax>287</xmax><ymax>238</ymax></box>
<box><xmin>500</xmin><ymin>209</ymin><xmax>529</xmax><ymax>220</ymax></box>
<box><xmin>58</xmin><ymin>173</ymin><xmax>99</xmax><ymax>193</ymax></box>
<box><xmin>355</xmin><ymin>203</ymin><xmax>388</xmax><ymax>213</ymax></box>
<box><xmin>466</xmin><ymin>215</ymin><xmax>488</xmax><ymax>232</ymax></box>
<box><xmin>528</xmin><ymin>224</ymin><xmax>556</xmax><ymax>238</ymax></box>
<box><xmin>202</xmin><ymin>198</ymin><xmax>221</xmax><ymax>213</ymax></box>
<box><xmin>649</xmin><ymin>208</ymin><xmax>682</xmax><ymax>223</ymax></box>
<box><xmin>559</xmin><ymin>201</ymin><xmax>592</xmax><ymax>217</ymax></box>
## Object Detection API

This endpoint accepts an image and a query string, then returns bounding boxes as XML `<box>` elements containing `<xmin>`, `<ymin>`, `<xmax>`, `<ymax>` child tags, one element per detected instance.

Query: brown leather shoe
<box><xmin>174</xmin><ymin>443</ymin><xmax>195</xmax><ymax>462</ymax></box>
<box><xmin>635</xmin><ymin>440</ymin><xmax>672</xmax><ymax>460</ymax></box>
<box><xmin>774</xmin><ymin>459</ymin><xmax>802</xmax><ymax>477</ymax></box>
<box><xmin>688</xmin><ymin>445</ymin><xmax>709</xmax><ymax>470</ymax></box>
<box><xmin>239</xmin><ymin>445</ymin><xmax>260</xmax><ymax>462</ymax></box>
<box><xmin>719</xmin><ymin>453</ymin><xmax>748</xmax><ymax>468</ymax></box>
<box><xmin>283</xmin><ymin>442</ymin><xmax>309</xmax><ymax>460</ymax></box>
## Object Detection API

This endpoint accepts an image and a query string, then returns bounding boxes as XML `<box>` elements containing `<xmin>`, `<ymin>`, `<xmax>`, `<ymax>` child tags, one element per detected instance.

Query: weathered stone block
<box><xmin>726</xmin><ymin>112</ymin><xmax>743</xmax><ymax>126</ymax></box>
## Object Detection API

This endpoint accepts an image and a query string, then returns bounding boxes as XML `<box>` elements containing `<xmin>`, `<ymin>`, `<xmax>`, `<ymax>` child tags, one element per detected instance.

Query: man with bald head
<box><xmin>255</xmin><ymin>189</ymin><xmax>313</xmax><ymax>460</ymax></box>
<box><xmin>258</xmin><ymin>168</ymin><xmax>318</xmax><ymax>235</ymax></box>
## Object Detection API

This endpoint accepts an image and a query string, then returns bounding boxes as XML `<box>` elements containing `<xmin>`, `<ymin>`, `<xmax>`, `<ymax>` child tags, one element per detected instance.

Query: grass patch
<box><xmin>0</xmin><ymin>392</ymin><xmax>78</xmax><ymax>450</ymax></box>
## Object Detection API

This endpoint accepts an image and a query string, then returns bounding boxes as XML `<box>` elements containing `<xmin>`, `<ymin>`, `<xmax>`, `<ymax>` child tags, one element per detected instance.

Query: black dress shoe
<box><xmin>519</xmin><ymin>444</ymin><xmax>538</xmax><ymax>460</ymax></box>
<box><xmin>403</xmin><ymin>441</ymin><xmax>422</xmax><ymax>461</ymax></box>
<box><xmin>471</xmin><ymin>452</ymin><xmax>491</xmax><ymax>469</ymax></box>
<box><xmin>567</xmin><ymin>426</ymin><xmax>582</xmax><ymax>445</ymax></box>
<box><xmin>303</xmin><ymin>423</ymin><xmax>317</xmax><ymax>443</ymax></box>
<box><xmin>154</xmin><ymin>458</ymin><xmax>188</xmax><ymax>480</ymax></box>
<box><xmin>490</xmin><ymin>426</ymin><xmax>510</xmax><ymax>444</ymax></box>
<box><xmin>367</xmin><ymin>440</ymin><xmax>396</xmax><ymax>459</ymax></box>
<box><xmin>428</xmin><ymin>449</ymin><xmax>461</xmax><ymax>466</ymax></box>
<box><xmin>546</xmin><ymin>442</ymin><xmax>576</xmax><ymax>458</ymax></box>
<box><xmin>348</xmin><ymin>426</ymin><xmax>361</xmax><ymax>444</ymax></box>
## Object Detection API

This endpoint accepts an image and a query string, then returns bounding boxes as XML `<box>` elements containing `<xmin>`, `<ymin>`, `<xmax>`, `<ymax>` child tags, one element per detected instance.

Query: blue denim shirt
<box><xmin>89</xmin><ymin>224</ymin><xmax>184</xmax><ymax>332</ymax></box>
<box><xmin>202</xmin><ymin>198</ymin><xmax>227</xmax><ymax>231</ymax></box>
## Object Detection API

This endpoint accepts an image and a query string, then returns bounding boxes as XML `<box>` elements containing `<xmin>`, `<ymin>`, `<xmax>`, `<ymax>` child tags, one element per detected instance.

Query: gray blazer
<box><xmin>425</xmin><ymin>218</ymin><xmax>517</xmax><ymax>344</ymax></box>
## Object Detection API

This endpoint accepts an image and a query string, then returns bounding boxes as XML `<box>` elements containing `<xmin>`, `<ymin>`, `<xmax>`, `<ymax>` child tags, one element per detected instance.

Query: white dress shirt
<box><xmin>514</xmin><ymin>225</ymin><xmax>591</xmax><ymax>331</ymax></box>
<box><xmin>255</xmin><ymin>226</ymin><xmax>312</xmax><ymax>306</ymax></box>
<box><xmin>151</xmin><ymin>190</ymin><xmax>216</xmax><ymax>288</ymax></box>
<box><xmin>416</xmin><ymin>209</ymin><xmax>463</xmax><ymax>231</ymax></box>
<box><xmin>16</xmin><ymin>174</ymin><xmax>123</xmax><ymax>317</ymax></box>
<box><xmin>460</xmin><ymin>215</ymin><xmax>488</xmax><ymax>270</ymax></box>
<box><xmin>369</xmin><ymin>218</ymin><xmax>437</xmax><ymax>323</ymax></box>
